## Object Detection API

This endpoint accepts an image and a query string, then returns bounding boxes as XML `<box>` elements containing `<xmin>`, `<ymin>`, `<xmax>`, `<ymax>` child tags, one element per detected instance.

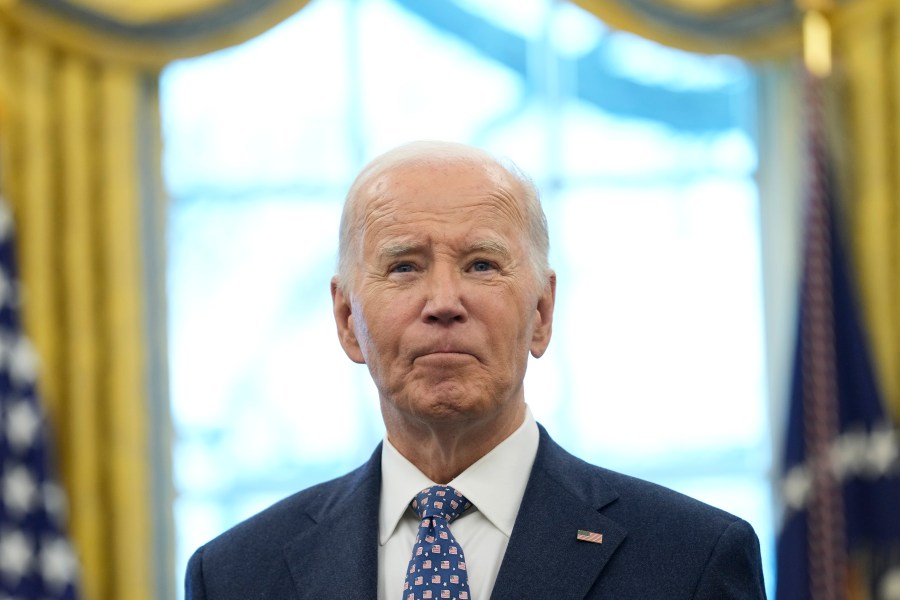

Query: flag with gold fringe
<box><xmin>775</xmin><ymin>73</ymin><xmax>900</xmax><ymax>600</ymax></box>
<box><xmin>0</xmin><ymin>199</ymin><xmax>81</xmax><ymax>599</ymax></box>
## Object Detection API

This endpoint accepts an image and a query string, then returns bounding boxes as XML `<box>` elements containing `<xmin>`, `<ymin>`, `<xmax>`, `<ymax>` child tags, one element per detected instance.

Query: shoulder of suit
<box><xmin>198</xmin><ymin>445</ymin><xmax>381</xmax><ymax>557</ymax></box>
<box><xmin>536</xmin><ymin>425</ymin><xmax>749</xmax><ymax>534</ymax></box>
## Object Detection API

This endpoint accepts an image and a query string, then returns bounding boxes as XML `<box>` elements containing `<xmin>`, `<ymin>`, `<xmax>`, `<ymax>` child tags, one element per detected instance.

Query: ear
<box><xmin>331</xmin><ymin>277</ymin><xmax>366</xmax><ymax>364</ymax></box>
<box><xmin>530</xmin><ymin>271</ymin><xmax>556</xmax><ymax>358</ymax></box>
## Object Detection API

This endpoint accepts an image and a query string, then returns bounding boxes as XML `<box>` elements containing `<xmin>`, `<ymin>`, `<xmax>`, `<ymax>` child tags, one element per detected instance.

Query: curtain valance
<box><xmin>0</xmin><ymin>0</ymin><xmax>890</xmax><ymax>64</ymax></box>
<box><xmin>0</xmin><ymin>0</ymin><xmax>311</xmax><ymax>65</ymax></box>
<box><xmin>573</xmin><ymin>0</ymin><xmax>816</xmax><ymax>56</ymax></box>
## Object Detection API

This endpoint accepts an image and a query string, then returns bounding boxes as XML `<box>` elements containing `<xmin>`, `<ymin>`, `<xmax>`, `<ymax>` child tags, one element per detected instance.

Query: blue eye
<box><xmin>392</xmin><ymin>263</ymin><xmax>415</xmax><ymax>273</ymax></box>
<box><xmin>471</xmin><ymin>260</ymin><xmax>493</xmax><ymax>272</ymax></box>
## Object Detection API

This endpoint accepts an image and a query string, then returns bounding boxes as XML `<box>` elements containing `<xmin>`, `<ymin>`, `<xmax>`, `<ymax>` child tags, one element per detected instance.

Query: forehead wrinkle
<box><xmin>355</xmin><ymin>163</ymin><xmax>532</xmax><ymax>261</ymax></box>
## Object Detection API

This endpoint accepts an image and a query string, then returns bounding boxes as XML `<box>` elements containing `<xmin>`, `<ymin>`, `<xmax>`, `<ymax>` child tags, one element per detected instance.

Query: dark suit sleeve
<box><xmin>185</xmin><ymin>547</ymin><xmax>208</xmax><ymax>600</ymax></box>
<box><xmin>693</xmin><ymin>519</ymin><xmax>767</xmax><ymax>599</ymax></box>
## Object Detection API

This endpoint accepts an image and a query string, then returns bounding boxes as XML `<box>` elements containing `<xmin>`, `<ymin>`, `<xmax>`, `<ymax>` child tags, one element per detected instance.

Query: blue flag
<box><xmin>0</xmin><ymin>200</ymin><xmax>81</xmax><ymax>599</ymax></box>
<box><xmin>775</xmin><ymin>131</ymin><xmax>900</xmax><ymax>597</ymax></box>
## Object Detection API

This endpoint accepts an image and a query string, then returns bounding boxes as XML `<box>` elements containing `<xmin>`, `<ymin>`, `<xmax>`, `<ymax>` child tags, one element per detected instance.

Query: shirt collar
<box><xmin>379</xmin><ymin>406</ymin><xmax>539</xmax><ymax>544</ymax></box>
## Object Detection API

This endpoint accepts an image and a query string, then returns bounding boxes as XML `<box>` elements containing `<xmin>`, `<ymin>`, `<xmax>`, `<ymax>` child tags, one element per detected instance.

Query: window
<box><xmin>162</xmin><ymin>0</ymin><xmax>771</xmax><ymax>595</ymax></box>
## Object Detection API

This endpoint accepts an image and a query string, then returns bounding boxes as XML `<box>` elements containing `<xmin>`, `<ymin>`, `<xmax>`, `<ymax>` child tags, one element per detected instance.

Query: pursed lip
<box><xmin>413</xmin><ymin>352</ymin><xmax>477</xmax><ymax>370</ymax></box>
<box><xmin>412</xmin><ymin>346</ymin><xmax>478</xmax><ymax>362</ymax></box>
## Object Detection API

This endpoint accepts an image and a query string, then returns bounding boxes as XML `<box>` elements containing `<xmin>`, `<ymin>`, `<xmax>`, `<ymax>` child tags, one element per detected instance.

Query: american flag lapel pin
<box><xmin>576</xmin><ymin>529</ymin><xmax>603</xmax><ymax>544</ymax></box>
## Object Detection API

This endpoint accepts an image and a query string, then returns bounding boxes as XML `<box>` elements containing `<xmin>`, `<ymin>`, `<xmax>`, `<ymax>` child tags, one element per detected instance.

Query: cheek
<box><xmin>355</xmin><ymin>307</ymin><xmax>399</xmax><ymax>361</ymax></box>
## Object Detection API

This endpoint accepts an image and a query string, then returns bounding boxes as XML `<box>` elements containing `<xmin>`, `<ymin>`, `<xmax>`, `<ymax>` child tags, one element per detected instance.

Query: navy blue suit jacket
<box><xmin>186</xmin><ymin>425</ymin><xmax>766</xmax><ymax>599</ymax></box>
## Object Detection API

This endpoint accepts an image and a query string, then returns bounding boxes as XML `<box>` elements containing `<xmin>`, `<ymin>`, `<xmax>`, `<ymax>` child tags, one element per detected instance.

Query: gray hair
<box><xmin>335</xmin><ymin>141</ymin><xmax>550</xmax><ymax>292</ymax></box>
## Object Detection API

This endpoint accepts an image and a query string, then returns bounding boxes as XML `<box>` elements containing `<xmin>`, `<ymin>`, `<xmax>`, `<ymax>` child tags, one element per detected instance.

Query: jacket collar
<box><xmin>490</xmin><ymin>425</ymin><xmax>627</xmax><ymax>599</ymax></box>
<box><xmin>280</xmin><ymin>425</ymin><xmax>628</xmax><ymax>599</ymax></box>
<box><xmin>283</xmin><ymin>444</ymin><xmax>382</xmax><ymax>599</ymax></box>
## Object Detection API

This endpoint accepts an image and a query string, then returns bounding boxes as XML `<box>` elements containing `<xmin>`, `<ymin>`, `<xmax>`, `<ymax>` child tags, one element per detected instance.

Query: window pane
<box><xmin>162</xmin><ymin>1</ymin><xmax>771</xmax><ymax>596</ymax></box>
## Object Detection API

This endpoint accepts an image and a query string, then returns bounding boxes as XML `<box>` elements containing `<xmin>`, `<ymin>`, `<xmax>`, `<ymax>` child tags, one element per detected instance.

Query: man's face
<box><xmin>332</xmin><ymin>157</ymin><xmax>555</xmax><ymax>431</ymax></box>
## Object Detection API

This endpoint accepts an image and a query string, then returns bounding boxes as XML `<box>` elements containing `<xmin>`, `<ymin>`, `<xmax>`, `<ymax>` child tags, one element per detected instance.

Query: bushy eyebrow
<box><xmin>466</xmin><ymin>239</ymin><xmax>512</xmax><ymax>260</ymax></box>
<box><xmin>378</xmin><ymin>241</ymin><xmax>422</xmax><ymax>260</ymax></box>
<box><xmin>376</xmin><ymin>239</ymin><xmax>513</xmax><ymax>261</ymax></box>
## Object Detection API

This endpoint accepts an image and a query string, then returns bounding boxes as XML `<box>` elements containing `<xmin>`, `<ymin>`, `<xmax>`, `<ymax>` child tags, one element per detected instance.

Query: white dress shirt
<box><xmin>377</xmin><ymin>407</ymin><xmax>540</xmax><ymax>600</ymax></box>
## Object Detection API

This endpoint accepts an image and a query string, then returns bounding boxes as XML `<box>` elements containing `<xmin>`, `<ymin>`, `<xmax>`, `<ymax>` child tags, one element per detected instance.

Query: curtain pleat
<box><xmin>893</xmin><ymin>12</ymin><xmax>900</xmax><ymax>423</ymax></box>
<box><xmin>889</xmin><ymin>8</ymin><xmax>900</xmax><ymax>424</ymax></box>
<box><xmin>99</xmin><ymin>64</ymin><xmax>153</xmax><ymax>600</ymax></box>
<box><xmin>838</xmin><ymin>0</ymin><xmax>900</xmax><ymax>423</ymax></box>
<box><xmin>0</xmin><ymin>23</ymin><xmax>162</xmax><ymax>600</ymax></box>
<box><xmin>59</xmin><ymin>54</ymin><xmax>107</xmax><ymax>600</ymax></box>
<box><xmin>19</xmin><ymin>39</ymin><xmax>60</xmax><ymax>417</ymax></box>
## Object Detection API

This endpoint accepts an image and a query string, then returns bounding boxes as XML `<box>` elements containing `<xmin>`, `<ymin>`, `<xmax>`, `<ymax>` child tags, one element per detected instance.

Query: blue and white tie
<box><xmin>402</xmin><ymin>485</ymin><xmax>473</xmax><ymax>600</ymax></box>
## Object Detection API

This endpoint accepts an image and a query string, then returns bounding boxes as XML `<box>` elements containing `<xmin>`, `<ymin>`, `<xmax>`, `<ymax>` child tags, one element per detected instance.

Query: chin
<box><xmin>404</xmin><ymin>384</ymin><xmax>494</xmax><ymax>422</ymax></box>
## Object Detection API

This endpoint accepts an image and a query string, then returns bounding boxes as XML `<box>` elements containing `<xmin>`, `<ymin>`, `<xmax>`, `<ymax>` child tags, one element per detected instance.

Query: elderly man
<box><xmin>185</xmin><ymin>141</ymin><xmax>766</xmax><ymax>599</ymax></box>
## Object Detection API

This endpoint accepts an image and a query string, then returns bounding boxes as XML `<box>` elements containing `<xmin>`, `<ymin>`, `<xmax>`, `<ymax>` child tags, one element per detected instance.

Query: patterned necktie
<box><xmin>402</xmin><ymin>485</ymin><xmax>473</xmax><ymax>600</ymax></box>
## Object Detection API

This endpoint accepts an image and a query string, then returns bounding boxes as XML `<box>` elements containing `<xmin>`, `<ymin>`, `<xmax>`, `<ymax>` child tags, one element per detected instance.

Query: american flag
<box><xmin>576</xmin><ymin>530</ymin><xmax>603</xmax><ymax>544</ymax></box>
<box><xmin>0</xmin><ymin>200</ymin><xmax>81</xmax><ymax>599</ymax></box>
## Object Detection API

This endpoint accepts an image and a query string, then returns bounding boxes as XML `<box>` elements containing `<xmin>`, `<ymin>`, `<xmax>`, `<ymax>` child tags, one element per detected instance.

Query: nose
<box><xmin>422</xmin><ymin>264</ymin><xmax>467</xmax><ymax>325</ymax></box>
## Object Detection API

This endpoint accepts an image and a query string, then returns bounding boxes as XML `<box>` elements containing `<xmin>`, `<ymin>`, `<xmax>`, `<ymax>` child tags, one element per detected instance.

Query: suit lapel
<box><xmin>283</xmin><ymin>447</ymin><xmax>382</xmax><ymax>599</ymax></box>
<box><xmin>277</xmin><ymin>429</ymin><xmax>626</xmax><ymax>599</ymax></box>
<box><xmin>491</xmin><ymin>428</ymin><xmax>627</xmax><ymax>599</ymax></box>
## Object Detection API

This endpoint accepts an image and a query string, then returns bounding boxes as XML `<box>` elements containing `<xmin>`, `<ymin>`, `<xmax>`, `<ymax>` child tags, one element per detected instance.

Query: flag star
<box><xmin>6</xmin><ymin>401</ymin><xmax>41</xmax><ymax>452</ymax></box>
<box><xmin>868</xmin><ymin>426</ymin><xmax>899</xmax><ymax>475</ymax></box>
<box><xmin>9</xmin><ymin>336</ymin><xmax>39</xmax><ymax>385</ymax></box>
<box><xmin>42</xmin><ymin>482</ymin><xmax>67</xmax><ymax>524</ymax></box>
<box><xmin>40</xmin><ymin>537</ymin><xmax>78</xmax><ymax>589</ymax></box>
<box><xmin>830</xmin><ymin>428</ymin><xmax>867</xmax><ymax>479</ymax></box>
<box><xmin>0</xmin><ymin>530</ymin><xmax>33</xmax><ymax>580</ymax></box>
<box><xmin>782</xmin><ymin>465</ymin><xmax>810</xmax><ymax>511</ymax></box>
<box><xmin>4</xmin><ymin>464</ymin><xmax>38</xmax><ymax>515</ymax></box>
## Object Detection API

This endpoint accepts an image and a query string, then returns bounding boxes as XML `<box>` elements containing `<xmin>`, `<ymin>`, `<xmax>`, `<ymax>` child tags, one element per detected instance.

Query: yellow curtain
<box><xmin>0</xmin><ymin>1</ymin><xmax>310</xmax><ymax>599</ymax></box>
<box><xmin>0</xmin><ymin>27</ymin><xmax>165</xmax><ymax>600</ymax></box>
<box><xmin>834</xmin><ymin>0</ymin><xmax>900</xmax><ymax>423</ymax></box>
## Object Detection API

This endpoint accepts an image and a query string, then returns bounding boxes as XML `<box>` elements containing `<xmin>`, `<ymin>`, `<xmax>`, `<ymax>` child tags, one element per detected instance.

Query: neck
<box><xmin>384</xmin><ymin>402</ymin><xmax>526</xmax><ymax>483</ymax></box>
